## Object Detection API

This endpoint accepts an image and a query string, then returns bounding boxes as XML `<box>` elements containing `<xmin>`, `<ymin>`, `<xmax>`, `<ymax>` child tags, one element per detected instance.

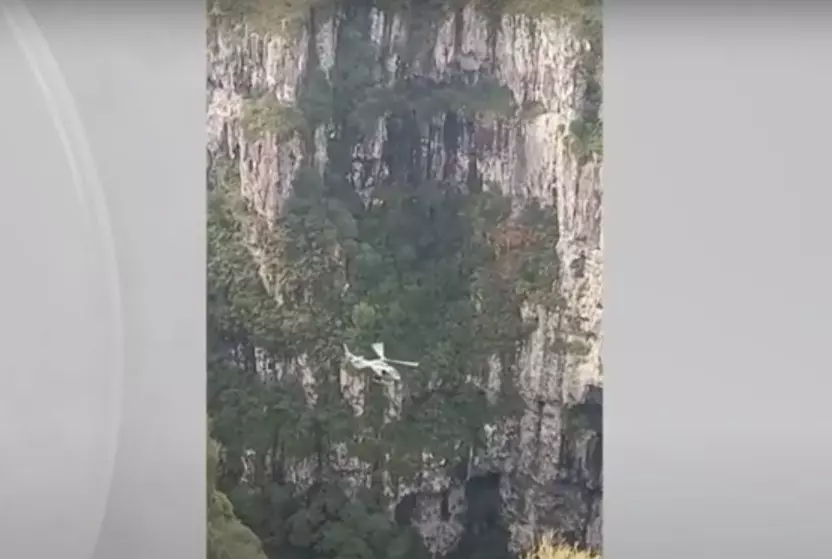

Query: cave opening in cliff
<box><xmin>444</xmin><ymin>471</ymin><xmax>512</xmax><ymax>559</ymax></box>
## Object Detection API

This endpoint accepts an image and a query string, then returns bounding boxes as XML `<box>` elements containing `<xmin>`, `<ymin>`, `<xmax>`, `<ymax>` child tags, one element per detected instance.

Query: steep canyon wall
<box><xmin>207</xmin><ymin>0</ymin><xmax>603</xmax><ymax>553</ymax></box>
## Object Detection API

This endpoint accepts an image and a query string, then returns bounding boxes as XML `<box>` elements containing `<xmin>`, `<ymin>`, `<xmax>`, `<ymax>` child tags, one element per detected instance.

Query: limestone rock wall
<box><xmin>207</xmin><ymin>2</ymin><xmax>602</xmax><ymax>553</ymax></box>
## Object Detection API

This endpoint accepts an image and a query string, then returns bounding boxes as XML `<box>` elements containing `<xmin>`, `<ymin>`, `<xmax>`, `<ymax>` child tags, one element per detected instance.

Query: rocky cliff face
<box><xmin>207</xmin><ymin>1</ymin><xmax>602</xmax><ymax>553</ymax></box>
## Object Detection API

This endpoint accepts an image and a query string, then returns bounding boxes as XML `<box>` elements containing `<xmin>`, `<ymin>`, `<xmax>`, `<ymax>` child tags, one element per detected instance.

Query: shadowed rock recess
<box><xmin>206</xmin><ymin>0</ymin><xmax>602</xmax><ymax>556</ymax></box>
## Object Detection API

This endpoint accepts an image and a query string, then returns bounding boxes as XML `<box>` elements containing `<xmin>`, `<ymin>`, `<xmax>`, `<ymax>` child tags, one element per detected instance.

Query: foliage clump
<box><xmin>209</xmin><ymin>0</ymin><xmax>329</xmax><ymax>34</ymax></box>
<box><xmin>241</xmin><ymin>97</ymin><xmax>307</xmax><ymax>142</ymax></box>
<box><xmin>525</xmin><ymin>535</ymin><xmax>601</xmax><ymax>559</ymax></box>
<box><xmin>476</xmin><ymin>0</ymin><xmax>600</xmax><ymax>22</ymax></box>
<box><xmin>568</xmin><ymin>116</ymin><xmax>602</xmax><ymax>163</ymax></box>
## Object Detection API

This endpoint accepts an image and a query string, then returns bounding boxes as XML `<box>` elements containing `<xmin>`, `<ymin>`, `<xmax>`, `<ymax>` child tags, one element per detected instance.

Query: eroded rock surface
<box><xmin>207</xmin><ymin>3</ymin><xmax>603</xmax><ymax>553</ymax></box>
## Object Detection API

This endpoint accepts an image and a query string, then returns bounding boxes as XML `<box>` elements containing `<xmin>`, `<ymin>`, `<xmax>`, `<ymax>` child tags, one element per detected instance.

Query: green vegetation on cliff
<box><xmin>209</xmin><ymin>437</ymin><xmax>270</xmax><ymax>559</ymax></box>
<box><xmin>207</xmin><ymin>0</ymin><xmax>602</xmax><ymax>558</ymax></box>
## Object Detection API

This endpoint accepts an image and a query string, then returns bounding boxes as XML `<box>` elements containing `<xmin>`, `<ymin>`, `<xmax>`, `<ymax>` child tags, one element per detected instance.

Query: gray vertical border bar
<box><xmin>0</xmin><ymin>1</ymin><xmax>206</xmax><ymax>558</ymax></box>
<box><xmin>606</xmin><ymin>2</ymin><xmax>832</xmax><ymax>558</ymax></box>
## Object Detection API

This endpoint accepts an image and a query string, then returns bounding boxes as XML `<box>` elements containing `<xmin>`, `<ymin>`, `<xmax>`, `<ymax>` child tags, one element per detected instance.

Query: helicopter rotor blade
<box><xmin>385</xmin><ymin>359</ymin><xmax>419</xmax><ymax>368</ymax></box>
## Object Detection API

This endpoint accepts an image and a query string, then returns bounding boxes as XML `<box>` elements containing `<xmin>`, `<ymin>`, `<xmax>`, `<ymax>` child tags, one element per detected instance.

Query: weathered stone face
<box><xmin>207</xmin><ymin>2</ymin><xmax>602</xmax><ymax>553</ymax></box>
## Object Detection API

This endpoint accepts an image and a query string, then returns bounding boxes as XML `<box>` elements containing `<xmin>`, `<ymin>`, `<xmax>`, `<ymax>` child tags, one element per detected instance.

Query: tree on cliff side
<box><xmin>208</xmin><ymin>437</ymin><xmax>270</xmax><ymax>559</ymax></box>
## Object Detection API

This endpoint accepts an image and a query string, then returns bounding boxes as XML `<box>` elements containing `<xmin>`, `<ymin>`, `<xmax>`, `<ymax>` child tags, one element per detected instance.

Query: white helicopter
<box><xmin>342</xmin><ymin>342</ymin><xmax>419</xmax><ymax>383</ymax></box>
